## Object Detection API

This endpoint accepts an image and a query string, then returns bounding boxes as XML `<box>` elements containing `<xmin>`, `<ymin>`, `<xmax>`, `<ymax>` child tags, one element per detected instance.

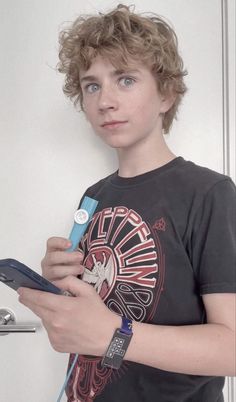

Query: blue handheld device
<box><xmin>67</xmin><ymin>196</ymin><xmax>98</xmax><ymax>251</ymax></box>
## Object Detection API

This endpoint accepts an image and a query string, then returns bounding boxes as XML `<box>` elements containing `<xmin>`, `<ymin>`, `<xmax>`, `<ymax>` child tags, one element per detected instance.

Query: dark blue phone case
<box><xmin>0</xmin><ymin>258</ymin><xmax>63</xmax><ymax>294</ymax></box>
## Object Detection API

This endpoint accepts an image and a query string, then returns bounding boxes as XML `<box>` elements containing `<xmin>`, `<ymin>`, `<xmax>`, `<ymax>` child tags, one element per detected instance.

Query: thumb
<box><xmin>53</xmin><ymin>275</ymin><xmax>94</xmax><ymax>297</ymax></box>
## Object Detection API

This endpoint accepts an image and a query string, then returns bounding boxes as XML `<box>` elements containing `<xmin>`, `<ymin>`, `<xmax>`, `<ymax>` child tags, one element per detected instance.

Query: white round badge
<box><xmin>74</xmin><ymin>209</ymin><xmax>89</xmax><ymax>225</ymax></box>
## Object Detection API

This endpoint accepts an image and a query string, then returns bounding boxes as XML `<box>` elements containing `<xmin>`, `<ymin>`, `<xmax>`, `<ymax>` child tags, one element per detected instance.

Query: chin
<box><xmin>98</xmin><ymin>136</ymin><xmax>128</xmax><ymax>148</ymax></box>
<box><xmin>97</xmin><ymin>131</ymin><xmax>140</xmax><ymax>149</ymax></box>
<box><xmin>103</xmin><ymin>140</ymin><xmax>133</xmax><ymax>149</ymax></box>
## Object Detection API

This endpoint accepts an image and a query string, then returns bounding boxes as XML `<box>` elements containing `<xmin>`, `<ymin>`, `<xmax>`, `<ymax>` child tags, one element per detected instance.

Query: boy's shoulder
<box><xmin>167</xmin><ymin>158</ymin><xmax>235</xmax><ymax>205</ymax></box>
<box><xmin>174</xmin><ymin>158</ymin><xmax>231</xmax><ymax>189</ymax></box>
<box><xmin>84</xmin><ymin>172</ymin><xmax>115</xmax><ymax>198</ymax></box>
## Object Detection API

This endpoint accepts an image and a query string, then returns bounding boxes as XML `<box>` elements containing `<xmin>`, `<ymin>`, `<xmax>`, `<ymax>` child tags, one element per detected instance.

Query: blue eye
<box><xmin>85</xmin><ymin>83</ymin><xmax>100</xmax><ymax>93</ymax></box>
<box><xmin>119</xmin><ymin>77</ymin><xmax>135</xmax><ymax>87</ymax></box>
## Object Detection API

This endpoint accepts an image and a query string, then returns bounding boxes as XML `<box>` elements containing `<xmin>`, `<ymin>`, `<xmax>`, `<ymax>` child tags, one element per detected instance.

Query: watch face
<box><xmin>101</xmin><ymin>329</ymin><xmax>132</xmax><ymax>369</ymax></box>
<box><xmin>107</xmin><ymin>335</ymin><xmax>125</xmax><ymax>358</ymax></box>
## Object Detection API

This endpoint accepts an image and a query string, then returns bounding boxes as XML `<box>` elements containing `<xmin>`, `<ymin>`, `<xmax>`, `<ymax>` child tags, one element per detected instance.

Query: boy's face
<box><xmin>80</xmin><ymin>56</ymin><xmax>173</xmax><ymax>150</ymax></box>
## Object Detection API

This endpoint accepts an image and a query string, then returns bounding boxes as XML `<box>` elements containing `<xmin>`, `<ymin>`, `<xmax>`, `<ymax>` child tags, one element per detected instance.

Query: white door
<box><xmin>0</xmin><ymin>1</ymin><xmax>235</xmax><ymax>401</ymax></box>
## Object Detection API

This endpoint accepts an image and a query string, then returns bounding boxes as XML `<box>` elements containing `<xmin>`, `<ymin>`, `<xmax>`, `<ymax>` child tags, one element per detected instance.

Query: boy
<box><xmin>18</xmin><ymin>4</ymin><xmax>236</xmax><ymax>402</ymax></box>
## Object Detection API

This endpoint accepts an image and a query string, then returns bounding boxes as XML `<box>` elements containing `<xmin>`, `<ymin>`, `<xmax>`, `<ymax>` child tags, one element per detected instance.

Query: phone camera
<box><xmin>0</xmin><ymin>273</ymin><xmax>8</xmax><ymax>282</ymax></box>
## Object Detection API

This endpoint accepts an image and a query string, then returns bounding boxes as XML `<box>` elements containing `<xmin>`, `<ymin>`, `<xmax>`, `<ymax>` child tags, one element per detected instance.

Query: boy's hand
<box><xmin>18</xmin><ymin>276</ymin><xmax>120</xmax><ymax>356</ymax></box>
<box><xmin>41</xmin><ymin>237</ymin><xmax>84</xmax><ymax>281</ymax></box>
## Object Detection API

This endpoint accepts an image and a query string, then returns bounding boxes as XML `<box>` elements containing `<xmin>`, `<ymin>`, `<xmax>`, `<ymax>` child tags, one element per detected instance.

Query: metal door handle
<box><xmin>0</xmin><ymin>308</ymin><xmax>37</xmax><ymax>335</ymax></box>
<box><xmin>0</xmin><ymin>325</ymin><xmax>36</xmax><ymax>333</ymax></box>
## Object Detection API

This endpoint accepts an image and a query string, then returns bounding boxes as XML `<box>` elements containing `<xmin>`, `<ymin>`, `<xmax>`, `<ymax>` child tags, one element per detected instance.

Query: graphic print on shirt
<box><xmin>66</xmin><ymin>206</ymin><xmax>165</xmax><ymax>402</ymax></box>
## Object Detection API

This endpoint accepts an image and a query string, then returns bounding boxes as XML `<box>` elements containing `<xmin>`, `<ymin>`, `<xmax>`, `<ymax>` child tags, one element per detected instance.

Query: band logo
<box><xmin>81</xmin><ymin>206</ymin><xmax>162</xmax><ymax>322</ymax></box>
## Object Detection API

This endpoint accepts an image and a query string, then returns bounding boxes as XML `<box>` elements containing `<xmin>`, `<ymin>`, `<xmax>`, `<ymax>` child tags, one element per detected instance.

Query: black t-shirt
<box><xmin>66</xmin><ymin>157</ymin><xmax>236</xmax><ymax>402</ymax></box>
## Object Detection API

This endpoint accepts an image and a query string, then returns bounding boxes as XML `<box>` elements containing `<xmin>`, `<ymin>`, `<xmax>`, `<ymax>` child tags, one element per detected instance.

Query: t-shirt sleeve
<box><xmin>190</xmin><ymin>178</ymin><xmax>236</xmax><ymax>295</ymax></box>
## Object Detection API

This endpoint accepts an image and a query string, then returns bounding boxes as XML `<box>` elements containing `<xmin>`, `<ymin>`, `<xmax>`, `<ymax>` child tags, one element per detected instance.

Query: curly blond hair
<box><xmin>57</xmin><ymin>4</ymin><xmax>187</xmax><ymax>133</ymax></box>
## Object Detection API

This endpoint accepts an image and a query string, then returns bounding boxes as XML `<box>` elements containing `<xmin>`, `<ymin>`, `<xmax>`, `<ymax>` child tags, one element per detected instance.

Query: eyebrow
<box><xmin>80</xmin><ymin>69</ymin><xmax>141</xmax><ymax>84</ymax></box>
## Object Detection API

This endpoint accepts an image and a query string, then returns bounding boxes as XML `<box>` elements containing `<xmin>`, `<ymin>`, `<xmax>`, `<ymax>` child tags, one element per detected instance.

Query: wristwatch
<box><xmin>101</xmin><ymin>317</ymin><xmax>133</xmax><ymax>369</ymax></box>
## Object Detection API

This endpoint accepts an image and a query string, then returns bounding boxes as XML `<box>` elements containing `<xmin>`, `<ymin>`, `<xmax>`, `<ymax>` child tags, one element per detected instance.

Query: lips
<box><xmin>101</xmin><ymin>120</ymin><xmax>127</xmax><ymax>128</ymax></box>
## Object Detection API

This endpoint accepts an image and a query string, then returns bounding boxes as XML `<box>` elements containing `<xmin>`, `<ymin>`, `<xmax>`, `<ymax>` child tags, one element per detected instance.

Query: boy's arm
<box><xmin>125</xmin><ymin>292</ymin><xmax>236</xmax><ymax>376</ymax></box>
<box><xmin>18</xmin><ymin>277</ymin><xmax>235</xmax><ymax>377</ymax></box>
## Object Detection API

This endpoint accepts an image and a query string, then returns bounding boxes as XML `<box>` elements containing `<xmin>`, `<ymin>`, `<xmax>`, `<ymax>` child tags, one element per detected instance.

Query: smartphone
<box><xmin>0</xmin><ymin>258</ymin><xmax>67</xmax><ymax>295</ymax></box>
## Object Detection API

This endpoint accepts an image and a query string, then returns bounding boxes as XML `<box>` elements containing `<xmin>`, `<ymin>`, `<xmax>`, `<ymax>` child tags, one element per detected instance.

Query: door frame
<box><xmin>222</xmin><ymin>0</ymin><xmax>236</xmax><ymax>400</ymax></box>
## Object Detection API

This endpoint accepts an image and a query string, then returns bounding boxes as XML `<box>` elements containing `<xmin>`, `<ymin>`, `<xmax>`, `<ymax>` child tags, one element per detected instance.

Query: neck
<box><xmin>116</xmin><ymin>135</ymin><xmax>176</xmax><ymax>178</ymax></box>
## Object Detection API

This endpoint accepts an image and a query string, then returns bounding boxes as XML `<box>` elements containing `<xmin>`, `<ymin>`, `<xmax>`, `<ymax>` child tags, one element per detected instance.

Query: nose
<box><xmin>98</xmin><ymin>85</ymin><xmax>118</xmax><ymax>112</ymax></box>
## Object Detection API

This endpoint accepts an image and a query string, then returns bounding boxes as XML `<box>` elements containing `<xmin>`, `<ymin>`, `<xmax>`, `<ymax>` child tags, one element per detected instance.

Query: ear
<box><xmin>160</xmin><ymin>91</ymin><xmax>176</xmax><ymax>114</ymax></box>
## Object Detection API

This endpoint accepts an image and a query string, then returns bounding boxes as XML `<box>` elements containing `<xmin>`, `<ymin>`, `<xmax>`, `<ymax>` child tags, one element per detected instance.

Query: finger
<box><xmin>46</xmin><ymin>237</ymin><xmax>72</xmax><ymax>252</ymax></box>
<box><xmin>45</xmin><ymin>264</ymin><xmax>84</xmax><ymax>281</ymax></box>
<box><xmin>53</xmin><ymin>276</ymin><xmax>94</xmax><ymax>297</ymax></box>
<box><xmin>42</xmin><ymin>251</ymin><xmax>84</xmax><ymax>281</ymax></box>
<box><xmin>17</xmin><ymin>287</ymin><xmax>63</xmax><ymax>312</ymax></box>
<box><xmin>43</xmin><ymin>250</ymin><xmax>84</xmax><ymax>268</ymax></box>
